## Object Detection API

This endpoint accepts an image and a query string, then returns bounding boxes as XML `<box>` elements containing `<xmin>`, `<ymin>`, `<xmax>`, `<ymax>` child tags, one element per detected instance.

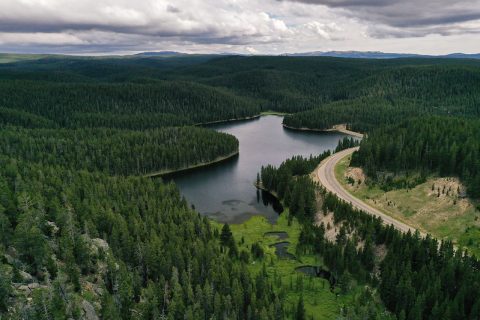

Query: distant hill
<box><xmin>3</xmin><ymin>51</ymin><xmax>480</xmax><ymax>63</ymax></box>
<box><xmin>134</xmin><ymin>51</ymin><xmax>187</xmax><ymax>57</ymax></box>
<box><xmin>443</xmin><ymin>53</ymin><xmax>480</xmax><ymax>59</ymax></box>
<box><xmin>134</xmin><ymin>51</ymin><xmax>246</xmax><ymax>57</ymax></box>
<box><xmin>284</xmin><ymin>50</ymin><xmax>480</xmax><ymax>59</ymax></box>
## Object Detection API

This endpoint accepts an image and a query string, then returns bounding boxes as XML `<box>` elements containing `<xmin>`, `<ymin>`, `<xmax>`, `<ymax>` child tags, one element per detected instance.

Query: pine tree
<box><xmin>220</xmin><ymin>224</ymin><xmax>234</xmax><ymax>247</ymax></box>
<box><xmin>0</xmin><ymin>263</ymin><xmax>12</xmax><ymax>312</ymax></box>
<box><xmin>295</xmin><ymin>295</ymin><xmax>306</xmax><ymax>320</ymax></box>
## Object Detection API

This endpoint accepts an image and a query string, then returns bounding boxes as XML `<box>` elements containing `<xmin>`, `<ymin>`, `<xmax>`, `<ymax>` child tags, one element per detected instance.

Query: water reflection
<box><xmin>167</xmin><ymin>115</ymin><xmax>347</xmax><ymax>224</ymax></box>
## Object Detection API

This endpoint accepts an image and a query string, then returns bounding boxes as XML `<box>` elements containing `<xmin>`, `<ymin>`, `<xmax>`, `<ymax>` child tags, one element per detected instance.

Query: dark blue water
<box><xmin>169</xmin><ymin>115</ymin><xmax>347</xmax><ymax>223</ymax></box>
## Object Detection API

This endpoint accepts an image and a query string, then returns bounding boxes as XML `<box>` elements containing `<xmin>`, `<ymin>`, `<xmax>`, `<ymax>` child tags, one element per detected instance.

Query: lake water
<box><xmin>169</xmin><ymin>115</ymin><xmax>347</xmax><ymax>224</ymax></box>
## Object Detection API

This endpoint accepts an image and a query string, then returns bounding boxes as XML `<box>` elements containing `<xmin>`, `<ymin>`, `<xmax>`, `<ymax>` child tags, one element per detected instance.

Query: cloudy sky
<box><xmin>1</xmin><ymin>0</ymin><xmax>479</xmax><ymax>55</ymax></box>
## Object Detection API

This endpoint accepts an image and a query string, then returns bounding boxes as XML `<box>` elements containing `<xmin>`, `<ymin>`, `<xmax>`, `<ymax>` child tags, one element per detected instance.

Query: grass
<box><xmin>212</xmin><ymin>212</ymin><xmax>355</xmax><ymax>319</ymax></box>
<box><xmin>335</xmin><ymin>154</ymin><xmax>480</xmax><ymax>256</ymax></box>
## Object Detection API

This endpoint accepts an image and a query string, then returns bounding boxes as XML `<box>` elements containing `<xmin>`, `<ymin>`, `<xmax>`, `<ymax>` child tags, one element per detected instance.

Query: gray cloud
<box><xmin>0</xmin><ymin>0</ymin><xmax>293</xmax><ymax>46</ymax></box>
<box><xmin>0</xmin><ymin>0</ymin><xmax>478</xmax><ymax>54</ymax></box>
<box><xmin>283</xmin><ymin>0</ymin><xmax>480</xmax><ymax>37</ymax></box>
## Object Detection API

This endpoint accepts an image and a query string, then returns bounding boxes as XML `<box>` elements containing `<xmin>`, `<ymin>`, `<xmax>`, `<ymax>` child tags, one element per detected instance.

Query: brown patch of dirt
<box><xmin>427</xmin><ymin>177</ymin><xmax>466</xmax><ymax>199</ymax></box>
<box><xmin>332</xmin><ymin>124</ymin><xmax>347</xmax><ymax>131</ymax></box>
<box><xmin>345</xmin><ymin>167</ymin><xmax>366</xmax><ymax>186</ymax></box>
<box><xmin>419</xmin><ymin>177</ymin><xmax>472</xmax><ymax>218</ymax></box>
<box><xmin>356</xmin><ymin>240</ymin><xmax>365</xmax><ymax>250</ymax></box>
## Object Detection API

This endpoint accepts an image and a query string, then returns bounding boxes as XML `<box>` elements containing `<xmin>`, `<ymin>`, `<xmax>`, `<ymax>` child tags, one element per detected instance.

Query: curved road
<box><xmin>316</xmin><ymin>147</ymin><xmax>419</xmax><ymax>234</ymax></box>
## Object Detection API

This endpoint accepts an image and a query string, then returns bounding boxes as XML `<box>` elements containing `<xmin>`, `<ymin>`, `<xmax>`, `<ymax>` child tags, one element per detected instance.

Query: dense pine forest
<box><xmin>283</xmin><ymin>65</ymin><xmax>480</xmax><ymax>132</ymax></box>
<box><xmin>0</xmin><ymin>156</ymin><xmax>285</xmax><ymax>318</ymax></box>
<box><xmin>1</xmin><ymin>54</ymin><xmax>480</xmax><ymax>319</ymax></box>
<box><xmin>0</xmin><ymin>126</ymin><xmax>238</xmax><ymax>176</ymax></box>
<box><xmin>1</xmin><ymin>55</ymin><xmax>480</xmax><ymax>129</ymax></box>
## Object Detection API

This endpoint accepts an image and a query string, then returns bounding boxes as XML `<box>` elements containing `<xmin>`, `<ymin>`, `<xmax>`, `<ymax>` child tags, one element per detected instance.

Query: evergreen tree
<box><xmin>295</xmin><ymin>295</ymin><xmax>306</xmax><ymax>320</ymax></box>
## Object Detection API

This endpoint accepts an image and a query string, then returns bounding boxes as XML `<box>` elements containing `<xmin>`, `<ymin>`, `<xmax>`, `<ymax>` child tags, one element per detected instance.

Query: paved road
<box><xmin>316</xmin><ymin>147</ymin><xmax>418</xmax><ymax>234</ymax></box>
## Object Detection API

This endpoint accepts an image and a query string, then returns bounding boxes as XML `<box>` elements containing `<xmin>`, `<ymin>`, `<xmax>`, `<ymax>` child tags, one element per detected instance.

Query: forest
<box><xmin>1</xmin><ymin>54</ymin><xmax>480</xmax><ymax>319</ymax></box>
<box><xmin>0</xmin><ymin>126</ymin><xmax>238</xmax><ymax>176</ymax></box>
<box><xmin>0</xmin><ymin>155</ymin><xmax>287</xmax><ymax>319</ymax></box>
<box><xmin>283</xmin><ymin>65</ymin><xmax>480</xmax><ymax>133</ymax></box>
<box><xmin>1</xmin><ymin>56</ymin><xmax>480</xmax><ymax>130</ymax></box>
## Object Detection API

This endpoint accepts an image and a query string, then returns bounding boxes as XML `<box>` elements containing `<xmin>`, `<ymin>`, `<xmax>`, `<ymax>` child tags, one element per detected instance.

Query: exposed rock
<box><xmin>94</xmin><ymin>285</ymin><xmax>104</xmax><ymax>296</ymax></box>
<box><xmin>46</xmin><ymin>221</ymin><xmax>60</xmax><ymax>235</ymax></box>
<box><xmin>17</xmin><ymin>285</ymin><xmax>30</xmax><ymax>294</ymax></box>
<box><xmin>19</xmin><ymin>270</ymin><xmax>34</xmax><ymax>283</ymax></box>
<box><xmin>82</xmin><ymin>300</ymin><xmax>99</xmax><ymax>320</ymax></box>
<box><xmin>4</xmin><ymin>253</ymin><xmax>15</xmax><ymax>265</ymax></box>
<box><xmin>315</xmin><ymin>212</ymin><xmax>340</xmax><ymax>242</ymax></box>
<box><xmin>6</xmin><ymin>247</ymin><xmax>19</xmax><ymax>262</ymax></box>
<box><xmin>90</xmin><ymin>238</ymin><xmax>110</xmax><ymax>256</ymax></box>
<box><xmin>28</xmin><ymin>283</ymin><xmax>40</xmax><ymax>290</ymax></box>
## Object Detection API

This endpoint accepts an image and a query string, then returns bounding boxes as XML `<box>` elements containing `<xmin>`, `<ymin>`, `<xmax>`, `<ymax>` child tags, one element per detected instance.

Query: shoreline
<box><xmin>195</xmin><ymin>115</ymin><xmax>261</xmax><ymax>126</ymax></box>
<box><xmin>145</xmin><ymin>150</ymin><xmax>239</xmax><ymax>178</ymax></box>
<box><xmin>282</xmin><ymin>123</ymin><xmax>364</xmax><ymax>138</ymax></box>
<box><xmin>194</xmin><ymin>111</ymin><xmax>289</xmax><ymax>126</ymax></box>
<box><xmin>254</xmin><ymin>181</ymin><xmax>281</xmax><ymax>200</ymax></box>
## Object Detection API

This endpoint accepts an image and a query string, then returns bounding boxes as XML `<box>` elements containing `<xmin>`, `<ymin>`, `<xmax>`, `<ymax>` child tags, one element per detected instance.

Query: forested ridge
<box><xmin>0</xmin><ymin>126</ymin><xmax>238</xmax><ymax>176</ymax></box>
<box><xmin>1</xmin><ymin>56</ymin><xmax>480</xmax><ymax>129</ymax></box>
<box><xmin>0</xmin><ymin>80</ymin><xmax>259</xmax><ymax>127</ymax></box>
<box><xmin>283</xmin><ymin>65</ymin><xmax>480</xmax><ymax>133</ymax></box>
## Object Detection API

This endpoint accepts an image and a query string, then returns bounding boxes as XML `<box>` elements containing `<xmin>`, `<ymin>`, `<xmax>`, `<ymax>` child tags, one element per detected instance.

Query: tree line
<box><xmin>260</xmin><ymin>153</ymin><xmax>330</xmax><ymax>223</ymax></box>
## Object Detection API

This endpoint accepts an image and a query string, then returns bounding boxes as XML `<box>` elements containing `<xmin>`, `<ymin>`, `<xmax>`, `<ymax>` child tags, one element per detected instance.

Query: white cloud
<box><xmin>300</xmin><ymin>21</ymin><xmax>341</xmax><ymax>39</ymax></box>
<box><xmin>0</xmin><ymin>0</ymin><xmax>478</xmax><ymax>54</ymax></box>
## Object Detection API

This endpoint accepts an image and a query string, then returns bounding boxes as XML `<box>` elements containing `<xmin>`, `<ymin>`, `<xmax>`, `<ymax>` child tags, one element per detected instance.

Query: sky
<box><xmin>0</xmin><ymin>0</ymin><xmax>479</xmax><ymax>55</ymax></box>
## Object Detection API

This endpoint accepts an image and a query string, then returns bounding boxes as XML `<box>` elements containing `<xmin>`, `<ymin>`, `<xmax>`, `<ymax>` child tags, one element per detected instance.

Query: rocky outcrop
<box><xmin>82</xmin><ymin>300</ymin><xmax>99</xmax><ymax>320</ymax></box>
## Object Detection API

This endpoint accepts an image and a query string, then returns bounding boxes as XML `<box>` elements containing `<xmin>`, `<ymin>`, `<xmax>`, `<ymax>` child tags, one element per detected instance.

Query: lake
<box><xmin>169</xmin><ymin>115</ymin><xmax>348</xmax><ymax>224</ymax></box>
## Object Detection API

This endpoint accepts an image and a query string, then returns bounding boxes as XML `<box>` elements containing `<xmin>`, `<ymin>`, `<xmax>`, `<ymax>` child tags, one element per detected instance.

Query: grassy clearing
<box><xmin>212</xmin><ymin>212</ymin><xmax>355</xmax><ymax>319</ymax></box>
<box><xmin>336</xmin><ymin>154</ymin><xmax>480</xmax><ymax>256</ymax></box>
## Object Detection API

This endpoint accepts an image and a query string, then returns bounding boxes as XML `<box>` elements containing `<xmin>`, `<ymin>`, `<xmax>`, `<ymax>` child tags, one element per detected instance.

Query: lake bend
<box><xmin>168</xmin><ymin>115</ymin><xmax>349</xmax><ymax>224</ymax></box>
